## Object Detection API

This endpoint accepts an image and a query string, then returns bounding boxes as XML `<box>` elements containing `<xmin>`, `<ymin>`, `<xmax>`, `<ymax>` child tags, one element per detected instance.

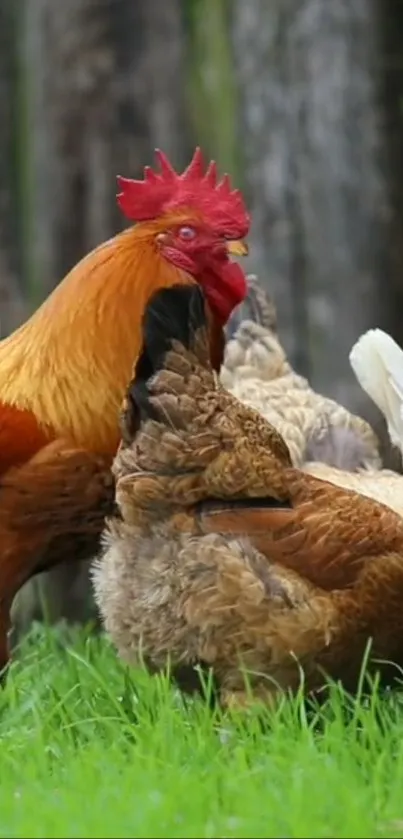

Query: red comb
<box><xmin>116</xmin><ymin>147</ymin><xmax>250</xmax><ymax>240</ymax></box>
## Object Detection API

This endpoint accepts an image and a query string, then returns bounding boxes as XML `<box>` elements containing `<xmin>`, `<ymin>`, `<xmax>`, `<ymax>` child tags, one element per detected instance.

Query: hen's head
<box><xmin>114</xmin><ymin>283</ymin><xmax>291</xmax><ymax>531</ymax></box>
<box><xmin>116</xmin><ymin>148</ymin><xmax>250</xmax><ymax>323</ymax></box>
<box><xmin>225</xmin><ymin>274</ymin><xmax>278</xmax><ymax>341</ymax></box>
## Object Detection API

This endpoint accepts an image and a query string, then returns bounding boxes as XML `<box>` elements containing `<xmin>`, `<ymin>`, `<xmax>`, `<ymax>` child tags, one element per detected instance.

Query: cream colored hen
<box><xmin>306</xmin><ymin>329</ymin><xmax>403</xmax><ymax>517</ymax></box>
<box><xmin>222</xmin><ymin>275</ymin><xmax>381</xmax><ymax>470</ymax></box>
<box><xmin>304</xmin><ymin>327</ymin><xmax>403</xmax><ymax>517</ymax></box>
<box><xmin>223</xmin><ymin>277</ymin><xmax>403</xmax><ymax>518</ymax></box>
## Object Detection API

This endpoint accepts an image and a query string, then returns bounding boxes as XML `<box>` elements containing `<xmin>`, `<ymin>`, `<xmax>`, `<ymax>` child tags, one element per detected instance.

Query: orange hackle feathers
<box><xmin>117</xmin><ymin>147</ymin><xmax>250</xmax><ymax>240</ymax></box>
<box><xmin>0</xmin><ymin>222</ymin><xmax>192</xmax><ymax>455</ymax></box>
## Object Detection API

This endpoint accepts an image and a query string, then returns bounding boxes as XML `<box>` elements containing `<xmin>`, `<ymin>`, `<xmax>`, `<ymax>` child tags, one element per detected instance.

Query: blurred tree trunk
<box><xmin>14</xmin><ymin>0</ymin><xmax>189</xmax><ymax>634</ymax></box>
<box><xmin>186</xmin><ymin>0</ymin><xmax>240</xmax><ymax>177</ymax></box>
<box><xmin>231</xmin><ymin>0</ymin><xmax>398</xmax><ymax>450</ymax></box>
<box><xmin>0</xmin><ymin>0</ymin><xmax>26</xmax><ymax>336</ymax></box>
<box><xmin>380</xmin><ymin>0</ymin><xmax>403</xmax><ymax>351</ymax></box>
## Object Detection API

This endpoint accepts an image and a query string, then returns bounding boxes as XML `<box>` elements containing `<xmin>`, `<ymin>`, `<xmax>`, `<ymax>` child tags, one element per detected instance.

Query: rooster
<box><xmin>0</xmin><ymin>147</ymin><xmax>249</xmax><ymax>677</ymax></box>
<box><xmin>221</xmin><ymin>275</ymin><xmax>380</xmax><ymax>470</ymax></box>
<box><xmin>93</xmin><ymin>284</ymin><xmax>403</xmax><ymax>709</ymax></box>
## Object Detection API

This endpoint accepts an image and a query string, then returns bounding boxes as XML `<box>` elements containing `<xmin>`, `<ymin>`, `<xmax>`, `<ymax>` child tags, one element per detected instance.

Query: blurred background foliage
<box><xmin>2</xmin><ymin>0</ymin><xmax>403</xmax><ymax>631</ymax></box>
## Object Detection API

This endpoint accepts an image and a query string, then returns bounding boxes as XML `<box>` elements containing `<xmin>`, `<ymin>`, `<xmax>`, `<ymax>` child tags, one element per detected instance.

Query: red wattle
<box><xmin>201</xmin><ymin>260</ymin><xmax>247</xmax><ymax>324</ymax></box>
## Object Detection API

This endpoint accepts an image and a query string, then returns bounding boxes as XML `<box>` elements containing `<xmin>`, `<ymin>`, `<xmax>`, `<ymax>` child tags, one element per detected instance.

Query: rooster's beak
<box><xmin>227</xmin><ymin>240</ymin><xmax>249</xmax><ymax>257</ymax></box>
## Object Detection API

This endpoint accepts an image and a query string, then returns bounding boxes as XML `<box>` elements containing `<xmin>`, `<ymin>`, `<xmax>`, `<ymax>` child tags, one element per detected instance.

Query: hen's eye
<box><xmin>178</xmin><ymin>225</ymin><xmax>196</xmax><ymax>241</ymax></box>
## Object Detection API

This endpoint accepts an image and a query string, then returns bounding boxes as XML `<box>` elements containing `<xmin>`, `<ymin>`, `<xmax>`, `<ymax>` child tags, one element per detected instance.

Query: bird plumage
<box><xmin>350</xmin><ymin>327</ymin><xmax>403</xmax><ymax>453</ymax></box>
<box><xmin>0</xmin><ymin>148</ymin><xmax>249</xmax><ymax>674</ymax></box>
<box><xmin>93</xmin><ymin>284</ymin><xmax>403</xmax><ymax>708</ymax></box>
<box><xmin>221</xmin><ymin>276</ymin><xmax>381</xmax><ymax>470</ymax></box>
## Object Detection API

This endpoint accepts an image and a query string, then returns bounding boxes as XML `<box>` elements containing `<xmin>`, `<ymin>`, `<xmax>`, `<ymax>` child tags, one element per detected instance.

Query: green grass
<box><xmin>2</xmin><ymin>627</ymin><xmax>403</xmax><ymax>838</ymax></box>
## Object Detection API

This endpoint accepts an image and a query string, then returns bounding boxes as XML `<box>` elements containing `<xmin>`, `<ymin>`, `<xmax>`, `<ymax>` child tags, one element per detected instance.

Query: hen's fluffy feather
<box><xmin>93</xmin><ymin>284</ymin><xmax>403</xmax><ymax>707</ymax></box>
<box><xmin>221</xmin><ymin>277</ymin><xmax>381</xmax><ymax>470</ymax></box>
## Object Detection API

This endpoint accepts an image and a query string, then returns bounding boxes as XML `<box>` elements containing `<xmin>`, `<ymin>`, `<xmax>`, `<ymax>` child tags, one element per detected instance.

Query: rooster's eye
<box><xmin>178</xmin><ymin>225</ymin><xmax>196</xmax><ymax>241</ymax></box>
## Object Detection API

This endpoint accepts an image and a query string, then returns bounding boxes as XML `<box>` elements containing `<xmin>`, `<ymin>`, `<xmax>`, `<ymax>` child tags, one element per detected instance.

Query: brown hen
<box><xmin>93</xmin><ymin>284</ymin><xmax>403</xmax><ymax>709</ymax></box>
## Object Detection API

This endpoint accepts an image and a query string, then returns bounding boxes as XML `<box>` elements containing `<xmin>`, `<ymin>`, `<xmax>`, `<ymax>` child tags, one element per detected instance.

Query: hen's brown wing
<box><xmin>195</xmin><ymin>470</ymin><xmax>403</xmax><ymax>591</ymax></box>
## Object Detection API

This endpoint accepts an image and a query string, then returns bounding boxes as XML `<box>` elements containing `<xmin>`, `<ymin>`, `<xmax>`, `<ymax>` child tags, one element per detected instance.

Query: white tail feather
<box><xmin>349</xmin><ymin>328</ymin><xmax>403</xmax><ymax>451</ymax></box>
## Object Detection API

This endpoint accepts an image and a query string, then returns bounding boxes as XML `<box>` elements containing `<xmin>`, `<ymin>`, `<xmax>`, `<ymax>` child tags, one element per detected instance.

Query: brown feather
<box><xmin>0</xmin><ymin>440</ymin><xmax>114</xmax><ymax>676</ymax></box>
<box><xmin>94</xmin><ymin>285</ymin><xmax>403</xmax><ymax>706</ymax></box>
